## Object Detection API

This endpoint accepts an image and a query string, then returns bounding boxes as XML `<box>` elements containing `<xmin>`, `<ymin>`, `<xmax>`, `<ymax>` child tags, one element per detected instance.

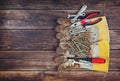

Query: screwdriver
<box><xmin>67</xmin><ymin>57</ymin><xmax>105</xmax><ymax>64</ymax></box>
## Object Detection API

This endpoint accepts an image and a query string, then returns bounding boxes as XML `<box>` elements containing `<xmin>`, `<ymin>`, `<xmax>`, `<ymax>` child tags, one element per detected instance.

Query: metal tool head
<box><xmin>67</xmin><ymin>22</ymin><xmax>86</xmax><ymax>35</ymax></box>
<box><xmin>71</xmin><ymin>5</ymin><xmax>87</xmax><ymax>23</ymax></box>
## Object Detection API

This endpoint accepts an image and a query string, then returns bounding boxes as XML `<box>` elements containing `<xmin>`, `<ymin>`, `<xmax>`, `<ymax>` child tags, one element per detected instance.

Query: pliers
<box><xmin>69</xmin><ymin>12</ymin><xmax>102</xmax><ymax>28</ymax></box>
<box><xmin>80</xmin><ymin>12</ymin><xmax>102</xmax><ymax>26</ymax></box>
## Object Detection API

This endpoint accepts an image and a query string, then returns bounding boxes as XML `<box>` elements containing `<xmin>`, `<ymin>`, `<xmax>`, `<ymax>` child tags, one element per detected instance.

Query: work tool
<box><xmin>69</xmin><ymin>12</ymin><xmax>102</xmax><ymax>28</ymax></box>
<box><xmin>80</xmin><ymin>12</ymin><xmax>102</xmax><ymax>26</ymax></box>
<box><xmin>67</xmin><ymin>57</ymin><xmax>106</xmax><ymax>64</ymax></box>
<box><xmin>70</xmin><ymin>5</ymin><xmax>87</xmax><ymax>23</ymax></box>
<box><xmin>67</xmin><ymin>14</ymin><xmax>76</xmax><ymax>18</ymax></box>
<box><xmin>68</xmin><ymin>12</ymin><xmax>102</xmax><ymax>35</ymax></box>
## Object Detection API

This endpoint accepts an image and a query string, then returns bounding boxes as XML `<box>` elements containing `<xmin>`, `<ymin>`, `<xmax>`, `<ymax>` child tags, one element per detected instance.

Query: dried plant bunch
<box><xmin>55</xmin><ymin>15</ymin><xmax>98</xmax><ymax>72</ymax></box>
<box><xmin>58</xmin><ymin>60</ymin><xmax>79</xmax><ymax>73</ymax></box>
<box><xmin>54</xmin><ymin>48</ymin><xmax>67</xmax><ymax>64</ymax></box>
<box><xmin>57</xmin><ymin>18</ymin><xmax>71</xmax><ymax>26</ymax></box>
<box><xmin>56</xmin><ymin>48</ymin><xmax>79</xmax><ymax>72</ymax></box>
<box><xmin>66</xmin><ymin>33</ymin><xmax>92</xmax><ymax>58</ymax></box>
<box><xmin>54</xmin><ymin>3</ymin><xmax>108</xmax><ymax>72</ymax></box>
<box><xmin>57</xmin><ymin>51</ymin><xmax>75</xmax><ymax>72</ymax></box>
<box><xmin>56</xmin><ymin>47</ymin><xmax>75</xmax><ymax>59</ymax></box>
<box><xmin>56</xmin><ymin>47</ymin><xmax>67</xmax><ymax>55</ymax></box>
<box><xmin>55</xmin><ymin>29</ymin><xmax>93</xmax><ymax>72</ymax></box>
<box><xmin>53</xmin><ymin>54</ymin><xmax>67</xmax><ymax>64</ymax></box>
<box><xmin>55</xmin><ymin>25</ymin><xmax>67</xmax><ymax>33</ymax></box>
<box><xmin>59</xmin><ymin>41</ymin><xmax>68</xmax><ymax>50</ymax></box>
<box><xmin>56</xmin><ymin>32</ymin><xmax>70</xmax><ymax>41</ymax></box>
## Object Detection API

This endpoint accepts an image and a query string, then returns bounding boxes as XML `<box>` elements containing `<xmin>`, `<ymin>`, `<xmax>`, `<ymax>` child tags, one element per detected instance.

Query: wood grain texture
<box><xmin>0</xmin><ymin>9</ymin><xmax>119</xmax><ymax>30</ymax></box>
<box><xmin>0</xmin><ymin>10</ymin><xmax>60</xmax><ymax>29</ymax></box>
<box><xmin>0</xmin><ymin>71</ymin><xmax>119</xmax><ymax>81</ymax></box>
<box><xmin>0</xmin><ymin>30</ymin><xmax>58</xmax><ymax>51</ymax></box>
<box><xmin>104</xmin><ymin>7</ymin><xmax>120</xmax><ymax>30</ymax></box>
<box><xmin>0</xmin><ymin>50</ymin><xmax>119</xmax><ymax>59</ymax></box>
<box><xmin>0</xmin><ymin>51</ymin><xmax>119</xmax><ymax>71</ymax></box>
<box><xmin>0</xmin><ymin>0</ymin><xmax>105</xmax><ymax>10</ymax></box>
<box><xmin>0</xmin><ymin>30</ymin><xmax>119</xmax><ymax>50</ymax></box>
<box><xmin>0</xmin><ymin>0</ymin><xmax>119</xmax><ymax>81</ymax></box>
<box><xmin>106</xmin><ymin>0</ymin><xmax>120</xmax><ymax>7</ymax></box>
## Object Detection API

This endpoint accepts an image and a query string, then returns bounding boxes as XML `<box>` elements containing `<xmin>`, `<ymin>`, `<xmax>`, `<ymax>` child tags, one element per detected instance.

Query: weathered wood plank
<box><xmin>0</xmin><ymin>51</ymin><xmax>119</xmax><ymax>71</ymax></box>
<box><xmin>0</xmin><ymin>10</ymin><xmax>102</xmax><ymax>29</ymax></box>
<box><xmin>0</xmin><ymin>71</ymin><xmax>119</xmax><ymax>81</ymax></box>
<box><xmin>0</xmin><ymin>51</ymin><xmax>55</xmax><ymax>59</ymax></box>
<box><xmin>110</xmin><ymin>30</ymin><xmax>120</xmax><ymax>49</ymax></box>
<box><xmin>106</xmin><ymin>0</ymin><xmax>120</xmax><ymax>7</ymax></box>
<box><xmin>0</xmin><ymin>0</ymin><xmax>106</xmax><ymax>10</ymax></box>
<box><xmin>0</xmin><ymin>50</ymin><xmax>119</xmax><ymax>59</ymax></box>
<box><xmin>0</xmin><ymin>9</ymin><xmax>119</xmax><ymax>30</ymax></box>
<box><xmin>0</xmin><ymin>10</ymin><xmax>60</xmax><ymax>29</ymax></box>
<box><xmin>0</xmin><ymin>51</ymin><xmax>57</xmax><ymax>71</ymax></box>
<box><xmin>104</xmin><ymin>7</ymin><xmax>120</xmax><ymax>30</ymax></box>
<box><xmin>0</xmin><ymin>30</ymin><xmax>58</xmax><ymax>51</ymax></box>
<box><xmin>0</xmin><ymin>29</ymin><xmax>119</xmax><ymax>50</ymax></box>
<box><xmin>110</xmin><ymin>30</ymin><xmax>120</xmax><ymax>44</ymax></box>
<box><xmin>110</xmin><ymin>50</ymin><xmax>120</xmax><ymax>58</ymax></box>
<box><xmin>0</xmin><ymin>58</ymin><xmax>118</xmax><ymax>71</ymax></box>
<box><xmin>0</xmin><ymin>30</ymin><xmax>119</xmax><ymax>50</ymax></box>
<box><xmin>0</xmin><ymin>1</ymin><xmax>119</xmax><ymax>81</ymax></box>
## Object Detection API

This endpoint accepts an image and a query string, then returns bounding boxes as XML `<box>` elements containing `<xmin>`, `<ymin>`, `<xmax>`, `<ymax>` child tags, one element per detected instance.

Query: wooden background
<box><xmin>0</xmin><ymin>0</ymin><xmax>120</xmax><ymax>81</ymax></box>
